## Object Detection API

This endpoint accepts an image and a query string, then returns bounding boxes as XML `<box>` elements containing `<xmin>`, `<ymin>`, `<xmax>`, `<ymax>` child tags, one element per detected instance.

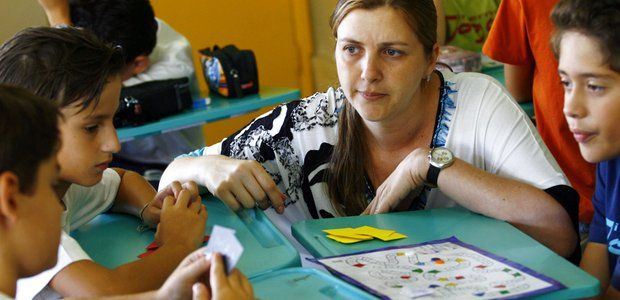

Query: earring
<box><xmin>426</xmin><ymin>75</ymin><xmax>431</xmax><ymax>82</ymax></box>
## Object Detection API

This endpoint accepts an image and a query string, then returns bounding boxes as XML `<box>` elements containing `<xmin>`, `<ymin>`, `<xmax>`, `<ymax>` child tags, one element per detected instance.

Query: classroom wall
<box><xmin>0</xmin><ymin>1</ymin><xmax>47</xmax><ymax>43</ymax></box>
<box><xmin>309</xmin><ymin>0</ymin><xmax>340</xmax><ymax>91</ymax></box>
<box><xmin>151</xmin><ymin>0</ymin><xmax>314</xmax><ymax>145</ymax></box>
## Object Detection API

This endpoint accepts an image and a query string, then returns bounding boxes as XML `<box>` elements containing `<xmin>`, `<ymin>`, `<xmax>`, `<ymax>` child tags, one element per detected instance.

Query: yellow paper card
<box><xmin>322</xmin><ymin>228</ymin><xmax>373</xmax><ymax>240</ymax></box>
<box><xmin>377</xmin><ymin>232</ymin><xmax>407</xmax><ymax>241</ymax></box>
<box><xmin>354</xmin><ymin>226</ymin><xmax>395</xmax><ymax>240</ymax></box>
<box><xmin>326</xmin><ymin>234</ymin><xmax>364</xmax><ymax>244</ymax></box>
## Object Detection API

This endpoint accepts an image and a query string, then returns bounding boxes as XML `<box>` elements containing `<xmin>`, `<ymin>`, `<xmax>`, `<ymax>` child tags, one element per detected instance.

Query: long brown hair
<box><xmin>326</xmin><ymin>0</ymin><xmax>437</xmax><ymax>216</ymax></box>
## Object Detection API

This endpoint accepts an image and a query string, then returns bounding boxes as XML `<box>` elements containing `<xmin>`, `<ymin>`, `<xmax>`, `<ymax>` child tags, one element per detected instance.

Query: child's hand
<box><xmin>193</xmin><ymin>253</ymin><xmax>254</xmax><ymax>300</ymax></box>
<box><xmin>155</xmin><ymin>188</ymin><xmax>208</xmax><ymax>251</ymax></box>
<box><xmin>156</xmin><ymin>251</ymin><xmax>254</xmax><ymax>300</ymax></box>
<box><xmin>143</xmin><ymin>181</ymin><xmax>202</xmax><ymax>228</ymax></box>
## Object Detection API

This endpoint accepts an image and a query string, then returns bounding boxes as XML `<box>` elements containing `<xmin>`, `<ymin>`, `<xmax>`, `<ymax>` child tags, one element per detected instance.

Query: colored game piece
<box><xmin>321</xmin><ymin>225</ymin><xmax>407</xmax><ymax>244</ymax></box>
<box><xmin>326</xmin><ymin>234</ymin><xmax>365</xmax><ymax>244</ymax></box>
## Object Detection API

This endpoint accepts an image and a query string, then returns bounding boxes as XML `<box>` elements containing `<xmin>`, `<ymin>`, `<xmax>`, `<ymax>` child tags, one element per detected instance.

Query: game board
<box><xmin>312</xmin><ymin>237</ymin><xmax>564</xmax><ymax>299</ymax></box>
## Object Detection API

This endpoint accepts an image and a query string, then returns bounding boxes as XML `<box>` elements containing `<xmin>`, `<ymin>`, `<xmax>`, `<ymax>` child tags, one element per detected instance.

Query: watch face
<box><xmin>431</xmin><ymin>148</ymin><xmax>453</xmax><ymax>164</ymax></box>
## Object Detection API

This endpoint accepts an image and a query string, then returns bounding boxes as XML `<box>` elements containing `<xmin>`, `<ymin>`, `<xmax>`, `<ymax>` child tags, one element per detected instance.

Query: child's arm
<box><xmin>503</xmin><ymin>63</ymin><xmax>534</xmax><ymax>103</ymax></box>
<box><xmin>109</xmin><ymin>168</ymin><xmax>200</xmax><ymax>227</ymax></box>
<box><xmin>433</xmin><ymin>0</ymin><xmax>446</xmax><ymax>46</ymax></box>
<box><xmin>581</xmin><ymin>242</ymin><xmax>610</xmax><ymax>298</ymax></box>
<box><xmin>38</xmin><ymin>0</ymin><xmax>71</xmax><ymax>26</ymax></box>
<box><xmin>49</xmin><ymin>189</ymin><xmax>208</xmax><ymax>296</ymax></box>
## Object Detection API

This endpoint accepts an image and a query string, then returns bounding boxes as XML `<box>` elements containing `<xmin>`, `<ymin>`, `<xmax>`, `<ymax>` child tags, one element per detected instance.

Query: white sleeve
<box><xmin>123</xmin><ymin>19</ymin><xmax>195</xmax><ymax>86</ymax></box>
<box><xmin>447</xmin><ymin>72</ymin><xmax>568</xmax><ymax>189</ymax></box>
<box><xmin>16</xmin><ymin>232</ymin><xmax>91</xmax><ymax>300</ymax></box>
<box><xmin>63</xmin><ymin>168</ymin><xmax>120</xmax><ymax>232</ymax></box>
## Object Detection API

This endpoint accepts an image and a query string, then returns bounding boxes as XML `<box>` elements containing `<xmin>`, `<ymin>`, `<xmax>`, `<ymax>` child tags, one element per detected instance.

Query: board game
<box><xmin>312</xmin><ymin>237</ymin><xmax>564</xmax><ymax>299</ymax></box>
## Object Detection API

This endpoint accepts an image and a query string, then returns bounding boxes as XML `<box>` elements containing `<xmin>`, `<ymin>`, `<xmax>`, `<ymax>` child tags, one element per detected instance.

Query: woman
<box><xmin>161</xmin><ymin>0</ymin><xmax>577</xmax><ymax>259</ymax></box>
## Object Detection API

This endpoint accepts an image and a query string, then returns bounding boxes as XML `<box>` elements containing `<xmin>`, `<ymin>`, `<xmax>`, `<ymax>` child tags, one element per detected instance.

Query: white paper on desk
<box><xmin>204</xmin><ymin>225</ymin><xmax>244</xmax><ymax>274</ymax></box>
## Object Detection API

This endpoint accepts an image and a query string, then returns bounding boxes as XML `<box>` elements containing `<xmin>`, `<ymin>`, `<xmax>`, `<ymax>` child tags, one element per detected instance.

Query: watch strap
<box><xmin>426</xmin><ymin>164</ymin><xmax>440</xmax><ymax>188</ymax></box>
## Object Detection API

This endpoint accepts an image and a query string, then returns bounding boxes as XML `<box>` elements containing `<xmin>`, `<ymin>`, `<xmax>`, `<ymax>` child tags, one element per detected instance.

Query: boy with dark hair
<box><xmin>552</xmin><ymin>0</ymin><xmax>620</xmax><ymax>298</ymax></box>
<box><xmin>69</xmin><ymin>0</ymin><xmax>158</xmax><ymax>80</ymax></box>
<box><xmin>0</xmin><ymin>27</ymin><xmax>207</xmax><ymax>299</ymax></box>
<box><xmin>67</xmin><ymin>0</ymin><xmax>204</xmax><ymax>169</ymax></box>
<box><xmin>0</xmin><ymin>84</ymin><xmax>62</xmax><ymax>299</ymax></box>
<box><xmin>0</xmin><ymin>84</ymin><xmax>253</xmax><ymax>300</ymax></box>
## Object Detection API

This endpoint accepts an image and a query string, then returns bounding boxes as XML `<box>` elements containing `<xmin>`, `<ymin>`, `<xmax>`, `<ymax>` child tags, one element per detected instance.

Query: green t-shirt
<box><xmin>443</xmin><ymin>0</ymin><xmax>501</xmax><ymax>52</ymax></box>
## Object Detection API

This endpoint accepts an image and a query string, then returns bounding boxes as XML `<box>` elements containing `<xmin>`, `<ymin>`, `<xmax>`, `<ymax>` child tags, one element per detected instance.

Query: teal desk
<box><xmin>480</xmin><ymin>65</ymin><xmax>535</xmax><ymax>119</ymax></box>
<box><xmin>117</xmin><ymin>87</ymin><xmax>300</xmax><ymax>142</ymax></box>
<box><xmin>251</xmin><ymin>268</ymin><xmax>375</xmax><ymax>300</ymax></box>
<box><xmin>292</xmin><ymin>207</ymin><xmax>599</xmax><ymax>299</ymax></box>
<box><xmin>71</xmin><ymin>196</ymin><xmax>300</xmax><ymax>278</ymax></box>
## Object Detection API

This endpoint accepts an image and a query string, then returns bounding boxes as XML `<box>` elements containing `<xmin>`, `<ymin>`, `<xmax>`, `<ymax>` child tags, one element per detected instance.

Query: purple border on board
<box><xmin>308</xmin><ymin>236</ymin><xmax>566</xmax><ymax>300</ymax></box>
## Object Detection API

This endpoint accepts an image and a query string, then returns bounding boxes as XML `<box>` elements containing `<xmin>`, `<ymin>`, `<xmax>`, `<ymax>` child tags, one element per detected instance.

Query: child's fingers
<box><xmin>189</xmin><ymin>197</ymin><xmax>200</xmax><ymax>212</ymax></box>
<box><xmin>209</xmin><ymin>252</ymin><xmax>227</xmax><ymax>291</ymax></box>
<box><xmin>183</xmin><ymin>181</ymin><xmax>200</xmax><ymax>201</ymax></box>
<box><xmin>175</xmin><ymin>189</ymin><xmax>191</xmax><ymax>208</ymax></box>
<box><xmin>199</xmin><ymin>204</ymin><xmax>208</xmax><ymax>220</ymax></box>
<box><xmin>240</xmin><ymin>270</ymin><xmax>253</xmax><ymax>296</ymax></box>
<box><xmin>192</xmin><ymin>282</ymin><xmax>210</xmax><ymax>300</ymax></box>
<box><xmin>163</xmin><ymin>195</ymin><xmax>175</xmax><ymax>209</ymax></box>
<box><xmin>175</xmin><ymin>253</ymin><xmax>210</xmax><ymax>281</ymax></box>
<box><xmin>169</xmin><ymin>180</ymin><xmax>183</xmax><ymax>199</ymax></box>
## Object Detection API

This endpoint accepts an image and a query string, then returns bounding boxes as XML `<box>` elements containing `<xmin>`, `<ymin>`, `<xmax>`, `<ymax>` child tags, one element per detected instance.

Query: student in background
<box><xmin>433</xmin><ymin>0</ymin><xmax>501</xmax><ymax>52</ymax></box>
<box><xmin>41</xmin><ymin>0</ymin><xmax>204</xmax><ymax>174</ymax></box>
<box><xmin>0</xmin><ymin>85</ymin><xmax>252</xmax><ymax>300</ymax></box>
<box><xmin>0</xmin><ymin>27</ymin><xmax>207</xmax><ymax>299</ymax></box>
<box><xmin>552</xmin><ymin>0</ymin><xmax>620</xmax><ymax>297</ymax></box>
<box><xmin>483</xmin><ymin>0</ymin><xmax>595</xmax><ymax>245</ymax></box>
<box><xmin>161</xmin><ymin>0</ymin><xmax>580</xmax><ymax>263</ymax></box>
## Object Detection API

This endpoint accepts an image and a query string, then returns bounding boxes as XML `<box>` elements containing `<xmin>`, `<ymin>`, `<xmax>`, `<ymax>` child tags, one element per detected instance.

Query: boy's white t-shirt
<box><xmin>16</xmin><ymin>169</ymin><xmax>120</xmax><ymax>300</ymax></box>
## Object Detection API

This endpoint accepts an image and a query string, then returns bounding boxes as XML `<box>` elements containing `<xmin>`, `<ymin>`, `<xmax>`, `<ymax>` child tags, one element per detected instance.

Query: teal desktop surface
<box><xmin>72</xmin><ymin>196</ymin><xmax>300</xmax><ymax>278</ymax></box>
<box><xmin>292</xmin><ymin>207</ymin><xmax>598</xmax><ymax>299</ymax></box>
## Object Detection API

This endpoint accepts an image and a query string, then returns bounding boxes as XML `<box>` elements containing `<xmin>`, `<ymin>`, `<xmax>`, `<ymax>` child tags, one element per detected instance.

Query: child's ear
<box><xmin>0</xmin><ymin>171</ymin><xmax>20</xmax><ymax>225</ymax></box>
<box><xmin>131</xmin><ymin>55</ymin><xmax>151</xmax><ymax>75</ymax></box>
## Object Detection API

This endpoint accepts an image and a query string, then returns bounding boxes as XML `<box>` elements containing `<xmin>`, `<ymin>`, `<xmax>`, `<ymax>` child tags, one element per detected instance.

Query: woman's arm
<box><xmin>365</xmin><ymin>147</ymin><xmax>576</xmax><ymax>257</ymax></box>
<box><xmin>160</xmin><ymin>155</ymin><xmax>286</xmax><ymax>213</ymax></box>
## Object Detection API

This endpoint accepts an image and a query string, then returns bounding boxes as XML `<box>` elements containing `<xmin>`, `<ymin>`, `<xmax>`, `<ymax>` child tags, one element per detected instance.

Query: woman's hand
<box><xmin>364</xmin><ymin>147</ymin><xmax>429</xmax><ymax>214</ymax></box>
<box><xmin>143</xmin><ymin>181</ymin><xmax>201</xmax><ymax>228</ymax></box>
<box><xmin>203</xmin><ymin>155</ymin><xmax>285</xmax><ymax>214</ymax></box>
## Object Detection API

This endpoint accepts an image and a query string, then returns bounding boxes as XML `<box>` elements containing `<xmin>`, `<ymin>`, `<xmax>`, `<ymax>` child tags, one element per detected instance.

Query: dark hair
<box><xmin>0</xmin><ymin>85</ymin><xmax>59</xmax><ymax>194</ymax></box>
<box><xmin>0</xmin><ymin>26</ymin><xmax>125</xmax><ymax>111</ymax></box>
<box><xmin>551</xmin><ymin>0</ymin><xmax>620</xmax><ymax>72</ymax></box>
<box><xmin>70</xmin><ymin>0</ymin><xmax>158</xmax><ymax>64</ymax></box>
<box><xmin>327</xmin><ymin>0</ymin><xmax>437</xmax><ymax>216</ymax></box>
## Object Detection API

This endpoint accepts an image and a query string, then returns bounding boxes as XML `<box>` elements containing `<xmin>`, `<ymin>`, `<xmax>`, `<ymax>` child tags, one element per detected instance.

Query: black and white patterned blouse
<box><xmin>182</xmin><ymin>69</ymin><xmax>573</xmax><ymax>247</ymax></box>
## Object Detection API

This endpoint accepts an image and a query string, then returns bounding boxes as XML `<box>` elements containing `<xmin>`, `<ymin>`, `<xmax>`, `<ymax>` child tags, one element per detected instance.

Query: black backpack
<box><xmin>199</xmin><ymin>45</ymin><xmax>259</xmax><ymax>98</ymax></box>
<box><xmin>114</xmin><ymin>77</ymin><xmax>193</xmax><ymax>128</ymax></box>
